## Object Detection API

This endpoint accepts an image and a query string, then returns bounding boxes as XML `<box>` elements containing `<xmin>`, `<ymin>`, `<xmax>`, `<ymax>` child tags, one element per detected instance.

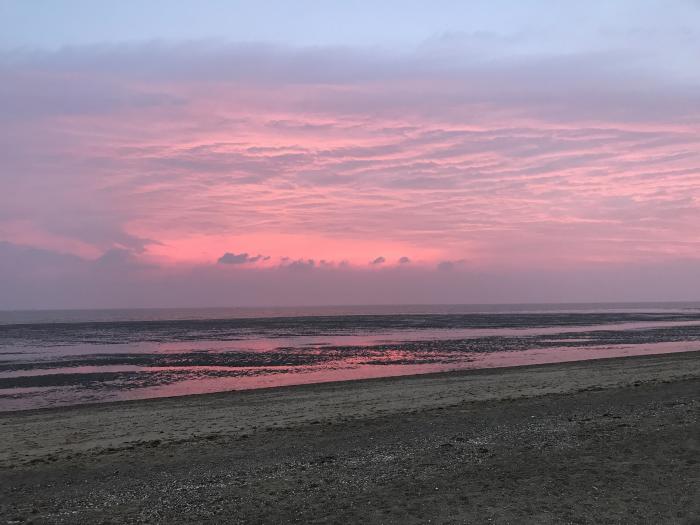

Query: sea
<box><xmin>2</xmin><ymin>302</ymin><xmax>700</xmax><ymax>411</ymax></box>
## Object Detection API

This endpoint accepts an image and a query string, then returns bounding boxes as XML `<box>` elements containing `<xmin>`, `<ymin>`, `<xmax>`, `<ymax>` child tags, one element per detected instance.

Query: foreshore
<box><xmin>1</xmin><ymin>351</ymin><xmax>699</xmax><ymax>523</ymax></box>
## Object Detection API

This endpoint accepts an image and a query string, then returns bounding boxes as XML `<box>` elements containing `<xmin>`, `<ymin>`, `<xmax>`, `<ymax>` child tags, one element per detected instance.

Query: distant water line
<box><xmin>1</xmin><ymin>303</ymin><xmax>700</xmax><ymax>411</ymax></box>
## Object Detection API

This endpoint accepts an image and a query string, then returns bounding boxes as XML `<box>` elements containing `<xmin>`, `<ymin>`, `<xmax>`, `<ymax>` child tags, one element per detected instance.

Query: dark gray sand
<box><xmin>1</xmin><ymin>352</ymin><xmax>699</xmax><ymax>524</ymax></box>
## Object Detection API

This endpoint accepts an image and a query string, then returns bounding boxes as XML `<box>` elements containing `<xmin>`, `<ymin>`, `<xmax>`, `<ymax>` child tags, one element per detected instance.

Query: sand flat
<box><xmin>1</xmin><ymin>351</ymin><xmax>699</xmax><ymax>523</ymax></box>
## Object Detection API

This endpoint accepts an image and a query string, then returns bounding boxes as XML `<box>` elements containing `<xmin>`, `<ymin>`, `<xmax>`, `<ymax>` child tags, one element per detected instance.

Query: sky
<box><xmin>1</xmin><ymin>1</ymin><xmax>700</xmax><ymax>308</ymax></box>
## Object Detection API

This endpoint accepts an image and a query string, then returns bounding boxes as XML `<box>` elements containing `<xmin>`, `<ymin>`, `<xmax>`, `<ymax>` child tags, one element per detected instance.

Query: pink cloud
<box><xmin>1</xmin><ymin>42</ymin><xmax>700</xmax><ymax>306</ymax></box>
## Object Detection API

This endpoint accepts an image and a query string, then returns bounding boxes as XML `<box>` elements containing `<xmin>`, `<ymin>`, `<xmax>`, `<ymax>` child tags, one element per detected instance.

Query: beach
<box><xmin>1</xmin><ymin>350</ymin><xmax>699</xmax><ymax>523</ymax></box>
<box><xmin>5</xmin><ymin>0</ymin><xmax>700</xmax><ymax>522</ymax></box>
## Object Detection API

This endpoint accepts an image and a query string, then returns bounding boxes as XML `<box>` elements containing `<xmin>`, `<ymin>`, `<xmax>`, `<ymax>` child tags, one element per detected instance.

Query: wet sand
<box><xmin>5</xmin><ymin>310</ymin><xmax>700</xmax><ymax>411</ymax></box>
<box><xmin>1</xmin><ymin>351</ymin><xmax>699</xmax><ymax>523</ymax></box>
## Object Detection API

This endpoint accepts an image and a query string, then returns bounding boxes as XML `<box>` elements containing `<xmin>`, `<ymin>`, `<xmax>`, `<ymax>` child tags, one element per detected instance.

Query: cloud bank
<box><xmin>1</xmin><ymin>32</ymin><xmax>699</xmax><ymax>307</ymax></box>
<box><xmin>3</xmin><ymin>240</ymin><xmax>700</xmax><ymax>310</ymax></box>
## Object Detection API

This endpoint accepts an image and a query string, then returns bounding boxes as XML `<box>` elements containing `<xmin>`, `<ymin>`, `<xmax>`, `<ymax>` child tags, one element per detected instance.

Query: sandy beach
<box><xmin>5</xmin><ymin>0</ymin><xmax>700</xmax><ymax>522</ymax></box>
<box><xmin>1</xmin><ymin>351</ymin><xmax>699</xmax><ymax>523</ymax></box>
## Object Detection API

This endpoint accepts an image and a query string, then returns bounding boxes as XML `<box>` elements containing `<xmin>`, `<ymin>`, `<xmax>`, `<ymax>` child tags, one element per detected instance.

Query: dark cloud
<box><xmin>437</xmin><ymin>261</ymin><xmax>454</xmax><ymax>271</ymax></box>
<box><xmin>217</xmin><ymin>252</ymin><xmax>269</xmax><ymax>265</ymax></box>
<box><xmin>94</xmin><ymin>248</ymin><xmax>138</xmax><ymax>267</ymax></box>
<box><xmin>371</xmin><ymin>256</ymin><xmax>386</xmax><ymax>265</ymax></box>
<box><xmin>437</xmin><ymin>259</ymin><xmax>467</xmax><ymax>271</ymax></box>
<box><xmin>283</xmin><ymin>258</ymin><xmax>316</xmax><ymax>271</ymax></box>
<box><xmin>0</xmin><ymin>241</ymin><xmax>85</xmax><ymax>273</ymax></box>
<box><xmin>399</xmin><ymin>256</ymin><xmax>411</xmax><ymax>264</ymax></box>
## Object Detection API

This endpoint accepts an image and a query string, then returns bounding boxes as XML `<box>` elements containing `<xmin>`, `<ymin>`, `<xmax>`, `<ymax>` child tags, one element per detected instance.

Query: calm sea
<box><xmin>2</xmin><ymin>303</ymin><xmax>700</xmax><ymax>411</ymax></box>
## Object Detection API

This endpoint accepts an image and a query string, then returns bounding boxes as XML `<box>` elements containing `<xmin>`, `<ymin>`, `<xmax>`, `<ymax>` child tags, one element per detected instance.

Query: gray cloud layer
<box><xmin>3</xmin><ymin>241</ymin><xmax>700</xmax><ymax>309</ymax></box>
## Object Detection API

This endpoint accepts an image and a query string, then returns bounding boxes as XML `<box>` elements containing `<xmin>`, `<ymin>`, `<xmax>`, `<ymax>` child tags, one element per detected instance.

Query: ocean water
<box><xmin>1</xmin><ymin>303</ymin><xmax>700</xmax><ymax>411</ymax></box>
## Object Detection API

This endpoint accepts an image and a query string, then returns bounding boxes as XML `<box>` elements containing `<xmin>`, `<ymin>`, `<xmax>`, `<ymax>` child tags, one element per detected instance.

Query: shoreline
<box><xmin>5</xmin><ymin>312</ymin><xmax>700</xmax><ymax>412</ymax></box>
<box><xmin>2</xmin><ymin>348</ymin><xmax>699</xmax><ymax>417</ymax></box>
<box><xmin>1</xmin><ymin>350</ymin><xmax>699</xmax><ymax>470</ymax></box>
<box><xmin>1</xmin><ymin>351</ymin><xmax>698</xmax><ymax>523</ymax></box>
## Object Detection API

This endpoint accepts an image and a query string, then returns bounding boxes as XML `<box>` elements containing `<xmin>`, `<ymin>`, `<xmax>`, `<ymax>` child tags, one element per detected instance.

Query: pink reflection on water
<box><xmin>118</xmin><ymin>340</ymin><xmax>700</xmax><ymax>403</ymax></box>
<box><xmin>2</xmin><ymin>340</ymin><xmax>699</xmax><ymax>411</ymax></box>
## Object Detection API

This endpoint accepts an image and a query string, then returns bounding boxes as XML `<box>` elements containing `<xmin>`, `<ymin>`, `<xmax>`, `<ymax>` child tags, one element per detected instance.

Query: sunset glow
<box><xmin>2</xmin><ymin>1</ymin><xmax>700</xmax><ymax>307</ymax></box>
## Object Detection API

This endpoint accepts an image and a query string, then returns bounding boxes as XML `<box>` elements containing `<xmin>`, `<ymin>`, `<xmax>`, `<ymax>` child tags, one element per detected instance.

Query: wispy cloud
<box><xmin>1</xmin><ymin>38</ymin><xmax>700</xmax><ymax>306</ymax></box>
